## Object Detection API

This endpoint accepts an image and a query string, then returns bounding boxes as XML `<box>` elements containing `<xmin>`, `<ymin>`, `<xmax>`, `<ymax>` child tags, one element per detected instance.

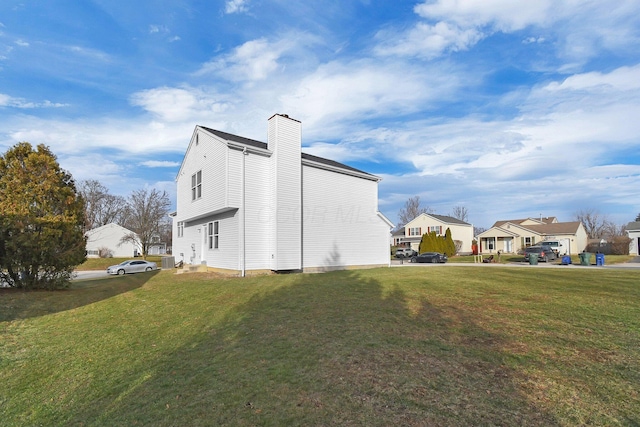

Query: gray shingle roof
<box><xmin>200</xmin><ymin>126</ymin><xmax>374</xmax><ymax>178</ymax></box>
<box><xmin>429</xmin><ymin>213</ymin><xmax>471</xmax><ymax>226</ymax></box>
<box><xmin>627</xmin><ymin>221</ymin><xmax>640</xmax><ymax>230</ymax></box>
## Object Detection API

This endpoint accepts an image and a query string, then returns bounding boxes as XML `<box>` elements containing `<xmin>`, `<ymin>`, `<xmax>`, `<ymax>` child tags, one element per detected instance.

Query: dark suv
<box><xmin>524</xmin><ymin>246</ymin><xmax>557</xmax><ymax>262</ymax></box>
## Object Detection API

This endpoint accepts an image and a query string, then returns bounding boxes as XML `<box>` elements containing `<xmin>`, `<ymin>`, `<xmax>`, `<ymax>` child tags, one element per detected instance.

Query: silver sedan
<box><xmin>106</xmin><ymin>260</ymin><xmax>158</xmax><ymax>275</ymax></box>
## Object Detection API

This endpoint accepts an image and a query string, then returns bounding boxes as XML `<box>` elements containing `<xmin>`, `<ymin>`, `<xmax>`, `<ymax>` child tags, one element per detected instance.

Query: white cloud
<box><xmin>375</xmin><ymin>21</ymin><xmax>483</xmax><ymax>58</ymax></box>
<box><xmin>197</xmin><ymin>37</ymin><xmax>299</xmax><ymax>82</ymax></box>
<box><xmin>139</xmin><ymin>160</ymin><xmax>181</xmax><ymax>168</ymax></box>
<box><xmin>130</xmin><ymin>87</ymin><xmax>230</xmax><ymax>122</ymax></box>
<box><xmin>149</xmin><ymin>25</ymin><xmax>168</xmax><ymax>34</ymax></box>
<box><xmin>225</xmin><ymin>0</ymin><xmax>249</xmax><ymax>14</ymax></box>
<box><xmin>414</xmin><ymin>0</ymin><xmax>553</xmax><ymax>31</ymax></box>
<box><xmin>0</xmin><ymin>93</ymin><xmax>68</xmax><ymax>108</ymax></box>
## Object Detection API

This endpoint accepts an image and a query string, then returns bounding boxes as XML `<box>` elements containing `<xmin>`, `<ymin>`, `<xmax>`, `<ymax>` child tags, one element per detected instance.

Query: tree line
<box><xmin>0</xmin><ymin>142</ymin><xmax>171</xmax><ymax>290</ymax></box>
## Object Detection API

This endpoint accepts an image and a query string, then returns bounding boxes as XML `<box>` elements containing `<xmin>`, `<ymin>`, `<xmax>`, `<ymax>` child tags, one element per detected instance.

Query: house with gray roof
<box><xmin>626</xmin><ymin>221</ymin><xmax>640</xmax><ymax>255</ymax></box>
<box><xmin>478</xmin><ymin>217</ymin><xmax>588</xmax><ymax>255</ymax></box>
<box><xmin>397</xmin><ymin>213</ymin><xmax>474</xmax><ymax>254</ymax></box>
<box><xmin>171</xmin><ymin>114</ymin><xmax>393</xmax><ymax>275</ymax></box>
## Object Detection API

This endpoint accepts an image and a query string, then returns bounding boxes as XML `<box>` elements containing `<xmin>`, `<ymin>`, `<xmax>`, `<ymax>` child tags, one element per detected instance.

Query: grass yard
<box><xmin>1</xmin><ymin>267</ymin><xmax>639</xmax><ymax>426</ymax></box>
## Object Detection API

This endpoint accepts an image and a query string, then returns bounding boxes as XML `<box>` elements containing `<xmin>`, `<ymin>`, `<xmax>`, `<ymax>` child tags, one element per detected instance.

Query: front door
<box><xmin>504</xmin><ymin>238</ymin><xmax>513</xmax><ymax>253</ymax></box>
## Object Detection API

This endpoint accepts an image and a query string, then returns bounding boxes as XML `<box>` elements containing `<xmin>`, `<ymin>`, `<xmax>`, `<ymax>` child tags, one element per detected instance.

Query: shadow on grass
<box><xmin>59</xmin><ymin>269</ymin><xmax>561</xmax><ymax>426</ymax></box>
<box><xmin>0</xmin><ymin>271</ymin><xmax>157</xmax><ymax>322</ymax></box>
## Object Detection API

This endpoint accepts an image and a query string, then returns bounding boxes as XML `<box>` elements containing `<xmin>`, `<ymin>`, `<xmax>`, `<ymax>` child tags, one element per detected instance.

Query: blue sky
<box><xmin>1</xmin><ymin>0</ymin><xmax>639</xmax><ymax>229</ymax></box>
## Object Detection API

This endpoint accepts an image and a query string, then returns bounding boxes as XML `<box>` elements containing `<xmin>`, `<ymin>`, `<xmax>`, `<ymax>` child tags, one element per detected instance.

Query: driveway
<box><xmin>74</xmin><ymin>270</ymin><xmax>109</xmax><ymax>280</ymax></box>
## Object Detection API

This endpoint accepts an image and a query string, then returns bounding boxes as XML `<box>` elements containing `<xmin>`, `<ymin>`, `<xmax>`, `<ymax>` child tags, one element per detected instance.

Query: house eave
<box><xmin>302</xmin><ymin>158</ymin><xmax>381</xmax><ymax>181</ymax></box>
<box><xmin>180</xmin><ymin>206</ymin><xmax>239</xmax><ymax>224</ymax></box>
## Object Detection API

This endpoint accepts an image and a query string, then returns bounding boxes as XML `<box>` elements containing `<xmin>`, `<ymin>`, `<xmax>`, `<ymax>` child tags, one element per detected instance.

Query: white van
<box><xmin>540</xmin><ymin>239</ymin><xmax>571</xmax><ymax>255</ymax></box>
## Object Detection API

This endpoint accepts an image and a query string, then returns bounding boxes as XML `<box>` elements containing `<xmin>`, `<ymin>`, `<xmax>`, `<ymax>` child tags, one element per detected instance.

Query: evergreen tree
<box><xmin>0</xmin><ymin>143</ymin><xmax>86</xmax><ymax>289</ymax></box>
<box><xmin>444</xmin><ymin>228</ymin><xmax>456</xmax><ymax>256</ymax></box>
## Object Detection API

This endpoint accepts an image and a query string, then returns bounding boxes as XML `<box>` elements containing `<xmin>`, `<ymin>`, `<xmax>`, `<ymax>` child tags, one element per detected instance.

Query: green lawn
<box><xmin>1</xmin><ymin>267</ymin><xmax>639</xmax><ymax>426</ymax></box>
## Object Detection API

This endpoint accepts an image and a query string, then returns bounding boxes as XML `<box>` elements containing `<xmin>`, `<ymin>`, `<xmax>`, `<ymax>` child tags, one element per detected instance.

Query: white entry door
<box><xmin>504</xmin><ymin>238</ymin><xmax>513</xmax><ymax>253</ymax></box>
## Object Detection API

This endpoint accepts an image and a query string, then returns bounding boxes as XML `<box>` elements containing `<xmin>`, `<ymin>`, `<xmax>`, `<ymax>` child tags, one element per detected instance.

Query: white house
<box><xmin>85</xmin><ymin>223</ymin><xmax>141</xmax><ymax>258</ymax></box>
<box><xmin>171</xmin><ymin>114</ymin><xmax>394</xmax><ymax>275</ymax></box>
<box><xmin>396</xmin><ymin>213</ymin><xmax>474</xmax><ymax>254</ymax></box>
<box><xmin>627</xmin><ymin>221</ymin><xmax>640</xmax><ymax>255</ymax></box>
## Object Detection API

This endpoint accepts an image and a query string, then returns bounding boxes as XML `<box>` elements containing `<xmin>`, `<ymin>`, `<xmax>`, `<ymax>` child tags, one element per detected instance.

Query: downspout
<box><xmin>241</xmin><ymin>147</ymin><xmax>248</xmax><ymax>277</ymax></box>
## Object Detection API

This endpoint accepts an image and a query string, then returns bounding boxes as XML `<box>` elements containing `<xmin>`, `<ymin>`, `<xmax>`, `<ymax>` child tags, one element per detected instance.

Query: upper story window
<box><xmin>191</xmin><ymin>170</ymin><xmax>202</xmax><ymax>201</ymax></box>
<box><xmin>177</xmin><ymin>221</ymin><xmax>184</xmax><ymax>238</ymax></box>
<box><xmin>429</xmin><ymin>225</ymin><xmax>443</xmax><ymax>234</ymax></box>
<box><xmin>409</xmin><ymin>227</ymin><xmax>421</xmax><ymax>236</ymax></box>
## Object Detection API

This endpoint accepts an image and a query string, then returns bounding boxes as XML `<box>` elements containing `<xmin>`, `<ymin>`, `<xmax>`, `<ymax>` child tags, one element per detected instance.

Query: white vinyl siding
<box><xmin>268</xmin><ymin>115</ymin><xmax>301</xmax><ymax>271</ymax></box>
<box><xmin>302</xmin><ymin>165</ymin><xmax>389</xmax><ymax>269</ymax></box>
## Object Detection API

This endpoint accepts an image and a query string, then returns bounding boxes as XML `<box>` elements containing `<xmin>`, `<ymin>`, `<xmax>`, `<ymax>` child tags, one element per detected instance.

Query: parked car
<box><xmin>107</xmin><ymin>259</ymin><xmax>158</xmax><ymax>275</ymax></box>
<box><xmin>524</xmin><ymin>246</ymin><xmax>557</xmax><ymax>262</ymax></box>
<box><xmin>410</xmin><ymin>252</ymin><xmax>448</xmax><ymax>263</ymax></box>
<box><xmin>395</xmin><ymin>248</ymin><xmax>417</xmax><ymax>258</ymax></box>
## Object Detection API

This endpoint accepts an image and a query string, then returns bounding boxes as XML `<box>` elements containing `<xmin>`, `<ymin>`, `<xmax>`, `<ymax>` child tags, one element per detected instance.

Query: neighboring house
<box><xmin>171</xmin><ymin>114</ymin><xmax>394</xmax><ymax>274</ymax></box>
<box><xmin>85</xmin><ymin>223</ymin><xmax>141</xmax><ymax>258</ymax></box>
<box><xmin>478</xmin><ymin>217</ymin><xmax>588</xmax><ymax>254</ymax></box>
<box><xmin>626</xmin><ymin>221</ymin><xmax>640</xmax><ymax>255</ymax></box>
<box><xmin>147</xmin><ymin>234</ymin><xmax>167</xmax><ymax>255</ymax></box>
<box><xmin>391</xmin><ymin>228</ymin><xmax>406</xmax><ymax>247</ymax></box>
<box><xmin>396</xmin><ymin>213</ymin><xmax>474</xmax><ymax>254</ymax></box>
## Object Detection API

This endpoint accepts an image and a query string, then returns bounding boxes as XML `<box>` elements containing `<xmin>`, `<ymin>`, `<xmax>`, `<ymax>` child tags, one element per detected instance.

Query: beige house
<box><xmin>395</xmin><ymin>213</ymin><xmax>474</xmax><ymax>254</ymax></box>
<box><xmin>478</xmin><ymin>217</ymin><xmax>588</xmax><ymax>255</ymax></box>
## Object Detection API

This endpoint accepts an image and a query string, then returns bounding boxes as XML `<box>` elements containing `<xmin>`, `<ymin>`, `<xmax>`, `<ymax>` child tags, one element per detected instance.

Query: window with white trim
<box><xmin>409</xmin><ymin>227</ymin><xmax>421</xmax><ymax>236</ymax></box>
<box><xmin>208</xmin><ymin>221</ymin><xmax>219</xmax><ymax>249</ymax></box>
<box><xmin>177</xmin><ymin>221</ymin><xmax>184</xmax><ymax>238</ymax></box>
<box><xmin>429</xmin><ymin>225</ymin><xmax>443</xmax><ymax>234</ymax></box>
<box><xmin>191</xmin><ymin>170</ymin><xmax>202</xmax><ymax>201</ymax></box>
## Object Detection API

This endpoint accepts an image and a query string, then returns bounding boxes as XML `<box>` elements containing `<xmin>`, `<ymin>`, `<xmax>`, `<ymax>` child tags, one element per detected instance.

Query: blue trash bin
<box><xmin>595</xmin><ymin>253</ymin><xmax>605</xmax><ymax>266</ymax></box>
<box><xmin>561</xmin><ymin>255</ymin><xmax>571</xmax><ymax>265</ymax></box>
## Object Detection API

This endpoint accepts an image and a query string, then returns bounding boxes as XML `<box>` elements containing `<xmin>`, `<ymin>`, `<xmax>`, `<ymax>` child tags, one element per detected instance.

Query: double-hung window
<box><xmin>191</xmin><ymin>171</ymin><xmax>202</xmax><ymax>201</ymax></box>
<box><xmin>409</xmin><ymin>227</ymin><xmax>421</xmax><ymax>236</ymax></box>
<box><xmin>208</xmin><ymin>221</ymin><xmax>219</xmax><ymax>249</ymax></box>
<box><xmin>177</xmin><ymin>221</ymin><xmax>184</xmax><ymax>238</ymax></box>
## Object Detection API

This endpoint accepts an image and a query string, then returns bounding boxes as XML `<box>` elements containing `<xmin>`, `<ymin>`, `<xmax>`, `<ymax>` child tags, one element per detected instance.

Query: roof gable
<box><xmin>491</xmin><ymin>217</ymin><xmax>558</xmax><ymax>228</ymax></box>
<box><xmin>626</xmin><ymin>221</ymin><xmax>640</xmax><ymax>231</ymax></box>
<box><xmin>85</xmin><ymin>223</ymin><xmax>134</xmax><ymax>236</ymax></box>
<box><xmin>406</xmin><ymin>212</ymin><xmax>471</xmax><ymax>228</ymax></box>
<box><xmin>178</xmin><ymin>125</ymin><xmax>378</xmax><ymax>181</ymax></box>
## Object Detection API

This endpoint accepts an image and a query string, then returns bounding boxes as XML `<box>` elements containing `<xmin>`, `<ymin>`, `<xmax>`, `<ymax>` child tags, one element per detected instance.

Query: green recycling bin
<box><xmin>528</xmin><ymin>253</ymin><xmax>539</xmax><ymax>265</ymax></box>
<box><xmin>579</xmin><ymin>252</ymin><xmax>592</xmax><ymax>266</ymax></box>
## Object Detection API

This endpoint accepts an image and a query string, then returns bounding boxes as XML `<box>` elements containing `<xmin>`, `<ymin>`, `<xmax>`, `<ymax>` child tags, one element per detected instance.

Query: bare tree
<box><xmin>79</xmin><ymin>180</ymin><xmax>128</xmax><ymax>230</ymax></box>
<box><xmin>120</xmin><ymin>188</ymin><xmax>171</xmax><ymax>259</ymax></box>
<box><xmin>474</xmin><ymin>226</ymin><xmax>486</xmax><ymax>237</ymax></box>
<box><xmin>450</xmin><ymin>206</ymin><xmax>469</xmax><ymax>222</ymax></box>
<box><xmin>397</xmin><ymin>196</ymin><xmax>433</xmax><ymax>228</ymax></box>
<box><xmin>574</xmin><ymin>208</ymin><xmax>610</xmax><ymax>239</ymax></box>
